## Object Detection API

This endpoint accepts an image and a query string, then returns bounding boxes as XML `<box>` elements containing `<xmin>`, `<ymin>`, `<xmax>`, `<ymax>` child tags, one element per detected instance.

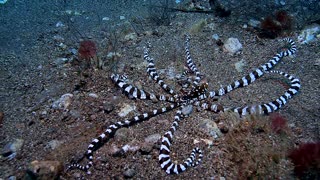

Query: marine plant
<box><xmin>288</xmin><ymin>142</ymin><xmax>320</xmax><ymax>179</ymax></box>
<box><xmin>259</xmin><ymin>10</ymin><xmax>293</xmax><ymax>39</ymax></box>
<box><xmin>78</xmin><ymin>40</ymin><xmax>97</xmax><ymax>60</ymax></box>
<box><xmin>78</xmin><ymin>40</ymin><xmax>99</xmax><ymax>68</ymax></box>
<box><xmin>270</xmin><ymin>113</ymin><xmax>288</xmax><ymax>134</ymax></box>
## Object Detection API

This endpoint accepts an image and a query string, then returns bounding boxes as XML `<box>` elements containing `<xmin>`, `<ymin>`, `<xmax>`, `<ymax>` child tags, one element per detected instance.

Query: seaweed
<box><xmin>258</xmin><ymin>10</ymin><xmax>293</xmax><ymax>39</ymax></box>
<box><xmin>288</xmin><ymin>142</ymin><xmax>320</xmax><ymax>179</ymax></box>
<box><xmin>270</xmin><ymin>113</ymin><xmax>288</xmax><ymax>134</ymax></box>
<box><xmin>78</xmin><ymin>40</ymin><xmax>97</xmax><ymax>60</ymax></box>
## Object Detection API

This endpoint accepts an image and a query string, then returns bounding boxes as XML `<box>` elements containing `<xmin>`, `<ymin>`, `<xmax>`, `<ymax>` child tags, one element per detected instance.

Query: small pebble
<box><xmin>234</xmin><ymin>59</ymin><xmax>246</xmax><ymax>73</ymax></box>
<box><xmin>242</xmin><ymin>24</ymin><xmax>248</xmax><ymax>29</ymax></box>
<box><xmin>212</xmin><ymin>34</ymin><xmax>219</xmax><ymax>40</ymax></box>
<box><xmin>69</xmin><ymin>110</ymin><xmax>81</xmax><ymax>119</ymax></box>
<box><xmin>53</xmin><ymin>58</ymin><xmax>69</xmax><ymax>66</ymax></box>
<box><xmin>69</xmin><ymin>48</ymin><xmax>78</xmax><ymax>55</ymax></box>
<box><xmin>103</xmin><ymin>102</ymin><xmax>114</xmax><ymax>113</ymax></box>
<box><xmin>123</xmin><ymin>168</ymin><xmax>136</xmax><ymax>178</ymax></box>
<box><xmin>140</xmin><ymin>143</ymin><xmax>153</xmax><ymax>154</ymax></box>
<box><xmin>102</xmin><ymin>17</ymin><xmax>110</xmax><ymax>21</ymax></box>
<box><xmin>115</xmin><ymin>128</ymin><xmax>130</xmax><ymax>141</ymax></box>
<box><xmin>122</xmin><ymin>144</ymin><xmax>140</xmax><ymax>153</ymax></box>
<box><xmin>182</xmin><ymin>105</ymin><xmax>193</xmax><ymax>116</ymax></box>
<box><xmin>55</xmin><ymin>21</ymin><xmax>64</xmax><ymax>27</ymax></box>
<box><xmin>279</xmin><ymin>0</ymin><xmax>286</xmax><ymax>6</ymax></box>
<box><xmin>47</xmin><ymin>140</ymin><xmax>63</xmax><ymax>150</ymax></box>
<box><xmin>51</xmin><ymin>93</ymin><xmax>73</xmax><ymax>110</ymax></box>
<box><xmin>88</xmin><ymin>93</ymin><xmax>98</xmax><ymax>98</ymax></box>
<box><xmin>144</xmin><ymin>134</ymin><xmax>161</xmax><ymax>144</ymax></box>
<box><xmin>248</xmin><ymin>19</ymin><xmax>260</xmax><ymax>28</ymax></box>
<box><xmin>109</xmin><ymin>144</ymin><xmax>125</xmax><ymax>157</ymax></box>
<box><xmin>198</xmin><ymin>119</ymin><xmax>222</xmax><ymax>139</ymax></box>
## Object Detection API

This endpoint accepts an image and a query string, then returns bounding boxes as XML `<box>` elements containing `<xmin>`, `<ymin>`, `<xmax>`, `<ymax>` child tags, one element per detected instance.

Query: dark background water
<box><xmin>0</xmin><ymin>0</ymin><xmax>319</xmax><ymax>55</ymax></box>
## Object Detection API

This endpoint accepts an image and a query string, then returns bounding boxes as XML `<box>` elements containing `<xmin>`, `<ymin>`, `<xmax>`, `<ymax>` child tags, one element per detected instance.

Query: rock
<box><xmin>114</xmin><ymin>128</ymin><xmax>130</xmax><ymax>141</ymax></box>
<box><xmin>53</xmin><ymin>35</ymin><xmax>64</xmax><ymax>42</ymax></box>
<box><xmin>279</xmin><ymin>0</ymin><xmax>286</xmax><ymax>6</ymax></box>
<box><xmin>124</xmin><ymin>32</ymin><xmax>138</xmax><ymax>42</ymax></box>
<box><xmin>53</xmin><ymin>58</ymin><xmax>69</xmax><ymax>66</ymax></box>
<box><xmin>223</xmin><ymin>38</ymin><xmax>242</xmax><ymax>54</ymax></box>
<box><xmin>47</xmin><ymin>140</ymin><xmax>63</xmax><ymax>150</ymax></box>
<box><xmin>201</xmin><ymin>138</ymin><xmax>214</xmax><ymax>146</ymax></box>
<box><xmin>166</xmin><ymin>66</ymin><xmax>177</xmax><ymax>80</ymax></box>
<box><xmin>207</xmin><ymin>22</ymin><xmax>216</xmax><ymax>30</ymax></box>
<box><xmin>69</xmin><ymin>110</ymin><xmax>81</xmax><ymax>119</ymax></box>
<box><xmin>212</xmin><ymin>34</ymin><xmax>219</xmax><ymax>40</ymax></box>
<box><xmin>234</xmin><ymin>59</ymin><xmax>246</xmax><ymax>73</ymax></box>
<box><xmin>55</xmin><ymin>21</ymin><xmax>64</xmax><ymax>28</ymax></box>
<box><xmin>28</xmin><ymin>160</ymin><xmax>63</xmax><ymax>180</ymax></box>
<box><xmin>106</xmin><ymin>52</ymin><xmax>121</xmax><ymax>60</ymax></box>
<box><xmin>2</xmin><ymin>139</ymin><xmax>24</xmax><ymax>160</ymax></box>
<box><xmin>248</xmin><ymin>19</ymin><xmax>260</xmax><ymax>28</ymax></box>
<box><xmin>198</xmin><ymin>119</ymin><xmax>222</xmax><ymax>139</ymax></box>
<box><xmin>88</xmin><ymin>93</ymin><xmax>98</xmax><ymax>98</ymax></box>
<box><xmin>242</xmin><ymin>24</ymin><xmax>248</xmax><ymax>29</ymax></box>
<box><xmin>108</xmin><ymin>144</ymin><xmax>124</xmax><ymax>157</ymax></box>
<box><xmin>182</xmin><ymin>105</ymin><xmax>193</xmax><ymax>116</ymax></box>
<box><xmin>103</xmin><ymin>102</ymin><xmax>114</xmax><ymax>113</ymax></box>
<box><xmin>298</xmin><ymin>23</ymin><xmax>320</xmax><ymax>44</ymax></box>
<box><xmin>102</xmin><ymin>17</ymin><xmax>110</xmax><ymax>21</ymax></box>
<box><xmin>69</xmin><ymin>48</ymin><xmax>78</xmax><ymax>55</ymax></box>
<box><xmin>118</xmin><ymin>103</ymin><xmax>136</xmax><ymax>117</ymax></box>
<box><xmin>122</xmin><ymin>143</ymin><xmax>140</xmax><ymax>153</ymax></box>
<box><xmin>7</xmin><ymin>176</ymin><xmax>16</xmax><ymax>180</ymax></box>
<box><xmin>123</xmin><ymin>168</ymin><xmax>136</xmax><ymax>178</ymax></box>
<box><xmin>0</xmin><ymin>0</ymin><xmax>8</xmax><ymax>5</ymax></box>
<box><xmin>58</xmin><ymin>42</ymin><xmax>67</xmax><ymax>50</ymax></box>
<box><xmin>140</xmin><ymin>143</ymin><xmax>153</xmax><ymax>154</ymax></box>
<box><xmin>51</xmin><ymin>93</ymin><xmax>73</xmax><ymax>110</ymax></box>
<box><xmin>144</xmin><ymin>134</ymin><xmax>161</xmax><ymax>144</ymax></box>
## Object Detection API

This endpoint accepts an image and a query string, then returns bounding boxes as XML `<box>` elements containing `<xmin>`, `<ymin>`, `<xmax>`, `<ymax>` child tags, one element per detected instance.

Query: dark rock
<box><xmin>103</xmin><ymin>102</ymin><xmax>114</xmax><ymax>113</ymax></box>
<box><xmin>140</xmin><ymin>143</ymin><xmax>153</xmax><ymax>155</ymax></box>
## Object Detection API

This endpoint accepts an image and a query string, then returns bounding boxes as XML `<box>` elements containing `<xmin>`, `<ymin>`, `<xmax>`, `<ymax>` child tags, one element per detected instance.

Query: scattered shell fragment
<box><xmin>52</xmin><ymin>93</ymin><xmax>73</xmax><ymax>110</ymax></box>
